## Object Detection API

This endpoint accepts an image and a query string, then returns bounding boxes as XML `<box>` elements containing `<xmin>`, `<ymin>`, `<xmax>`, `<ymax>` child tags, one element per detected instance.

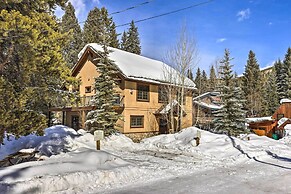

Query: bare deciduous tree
<box><xmin>162</xmin><ymin>25</ymin><xmax>199</xmax><ymax>133</ymax></box>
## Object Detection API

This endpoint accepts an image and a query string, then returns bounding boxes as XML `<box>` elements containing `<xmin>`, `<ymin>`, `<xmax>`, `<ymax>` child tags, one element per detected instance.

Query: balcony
<box><xmin>79</xmin><ymin>94</ymin><xmax>124</xmax><ymax>108</ymax></box>
<box><xmin>50</xmin><ymin>94</ymin><xmax>124</xmax><ymax>112</ymax></box>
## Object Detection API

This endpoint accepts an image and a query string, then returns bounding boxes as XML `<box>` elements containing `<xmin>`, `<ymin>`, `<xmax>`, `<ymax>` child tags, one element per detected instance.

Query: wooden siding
<box><xmin>272</xmin><ymin>103</ymin><xmax>291</xmax><ymax>120</ymax></box>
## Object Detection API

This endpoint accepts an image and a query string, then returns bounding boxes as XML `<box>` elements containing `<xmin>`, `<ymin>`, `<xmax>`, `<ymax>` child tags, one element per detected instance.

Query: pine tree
<box><xmin>275</xmin><ymin>59</ymin><xmax>288</xmax><ymax>101</ymax></box>
<box><xmin>61</xmin><ymin>2</ymin><xmax>83</xmax><ymax>68</ymax></box>
<box><xmin>201</xmin><ymin>70</ymin><xmax>208</xmax><ymax>93</ymax></box>
<box><xmin>120</xmin><ymin>31</ymin><xmax>128</xmax><ymax>50</ymax></box>
<box><xmin>209</xmin><ymin>65</ymin><xmax>217</xmax><ymax>91</ymax></box>
<box><xmin>122</xmin><ymin>21</ymin><xmax>141</xmax><ymax>54</ymax></box>
<box><xmin>108</xmin><ymin>22</ymin><xmax>119</xmax><ymax>48</ymax></box>
<box><xmin>194</xmin><ymin>67</ymin><xmax>202</xmax><ymax>95</ymax></box>
<box><xmin>85</xmin><ymin>25</ymin><xmax>120</xmax><ymax>135</ymax></box>
<box><xmin>187</xmin><ymin>69</ymin><xmax>194</xmax><ymax>80</ymax></box>
<box><xmin>242</xmin><ymin>50</ymin><xmax>263</xmax><ymax>117</ymax></box>
<box><xmin>213</xmin><ymin>49</ymin><xmax>246</xmax><ymax>136</ymax></box>
<box><xmin>83</xmin><ymin>7</ymin><xmax>101</xmax><ymax>44</ymax></box>
<box><xmin>0</xmin><ymin>1</ymin><xmax>73</xmax><ymax>143</ymax></box>
<box><xmin>285</xmin><ymin>48</ymin><xmax>291</xmax><ymax>99</ymax></box>
<box><xmin>83</xmin><ymin>7</ymin><xmax>119</xmax><ymax>48</ymax></box>
<box><xmin>262</xmin><ymin>69</ymin><xmax>279</xmax><ymax>116</ymax></box>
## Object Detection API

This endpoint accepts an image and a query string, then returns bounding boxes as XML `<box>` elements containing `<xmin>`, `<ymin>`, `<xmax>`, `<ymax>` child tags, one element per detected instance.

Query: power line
<box><xmin>78</xmin><ymin>0</ymin><xmax>154</xmax><ymax>24</ymax></box>
<box><xmin>110</xmin><ymin>0</ymin><xmax>154</xmax><ymax>16</ymax></box>
<box><xmin>116</xmin><ymin>0</ymin><xmax>214</xmax><ymax>27</ymax></box>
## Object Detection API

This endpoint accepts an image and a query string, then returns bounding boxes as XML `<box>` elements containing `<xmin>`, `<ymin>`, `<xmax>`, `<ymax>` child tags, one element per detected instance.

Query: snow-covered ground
<box><xmin>1</xmin><ymin>125</ymin><xmax>291</xmax><ymax>194</ymax></box>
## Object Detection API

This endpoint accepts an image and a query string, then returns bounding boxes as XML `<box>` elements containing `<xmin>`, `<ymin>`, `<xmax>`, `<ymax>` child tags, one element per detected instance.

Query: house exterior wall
<box><xmin>272</xmin><ymin>103</ymin><xmax>291</xmax><ymax>120</ymax></box>
<box><xmin>121</xmin><ymin>80</ymin><xmax>193</xmax><ymax>133</ymax></box>
<box><xmin>77</xmin><ymin>57</ymin><xmax>99</xmax><ymax>97</ymax></box>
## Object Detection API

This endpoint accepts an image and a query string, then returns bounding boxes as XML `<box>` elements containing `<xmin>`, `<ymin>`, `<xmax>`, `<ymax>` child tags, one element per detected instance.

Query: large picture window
<box><xmin>130</xmin><ymin>116</ymin><xmax>144</xmax><ymax>128</ymax></box>
<box><xmin>137</xmin><ymin>84</ymin><xmax>149</xmax><ymax>101</ymax></box>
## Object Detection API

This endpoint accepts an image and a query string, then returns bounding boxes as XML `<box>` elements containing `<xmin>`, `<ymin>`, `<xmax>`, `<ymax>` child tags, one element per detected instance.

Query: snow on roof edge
<box><xmin>77</xmin><ymin>43</ymin><xmax>196</xmax><ymax>89</ymax></box>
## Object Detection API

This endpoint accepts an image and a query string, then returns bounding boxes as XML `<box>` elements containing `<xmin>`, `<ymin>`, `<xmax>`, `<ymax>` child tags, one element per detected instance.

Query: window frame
<box><xmin>137</xmin><ymin>84</ymin><xmax>150</xmax><ymax>102</ymax></box>
<box><xmin>85</xmin><ymin>86</ymin><xmax>92</xmax><ymax>93</ymax></box>
<box><xmin>130</xmin><ymin>115</ymin><xmax>144</xmax><ymax>128</ymax></box>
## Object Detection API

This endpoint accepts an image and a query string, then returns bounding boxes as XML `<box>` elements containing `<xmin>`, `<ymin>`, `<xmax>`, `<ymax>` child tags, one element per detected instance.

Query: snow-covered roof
<box><xmin>193</xmin><ymin>92</ymin><xmax>220</xmax><ymax>101</ymax></box>
<box><xmin>246</xmin><ymin>116</ymin><xmax>273</xmax><ymax>123</ymax></box>
<box><xmin>159</xmin><ymin>100</ymin><xmax>179</xmax><ymax>114</ymax></box>
<box><xmin>278</xmin><ymin>117</ymin><xmax>289</xmax><ymax>127</ymax></box>
<box><xmin>77</xmin><ymin>43</ymin><xmax>196</xmax><ymax>89</ymax></box>
<box><xmin>193</xmin><ymin>101</ymin><xmax>222</xmax><ymax>110</ymax></box>
<box><xmin>193</xmin><ymin>92</ymin><xmax>222</xmax><ymax>110</ymax></box>
<box><xmin>280</xmin><ymin>98</ymin><xmax>291</xmax><ymax>104</ymax></box>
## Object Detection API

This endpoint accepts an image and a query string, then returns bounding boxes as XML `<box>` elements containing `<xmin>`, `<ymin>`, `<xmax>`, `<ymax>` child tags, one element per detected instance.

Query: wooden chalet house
<box><xmin>247</xmin><ymin>99</ymin><xmax>291</xmax><ymax>139</ymax></box>
<box><xmin>50</xmin><ymin>44</ymin><xmax>196</xmax><ymax>138</ymax></box>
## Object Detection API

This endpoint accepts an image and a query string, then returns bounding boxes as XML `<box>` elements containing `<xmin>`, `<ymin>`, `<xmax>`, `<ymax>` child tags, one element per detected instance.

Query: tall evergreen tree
<box><xmin>194</xmin><ymin>67</ymin><xmax>202</xmax><ymax>95</ymax></box>
<box><xmin>83</xmin><ymin>7</ymin><xmax>119</xmax><ymax>48</ymax></box>
<box><xmin>285</xmin><ymin>48</ymin><xmax>291</xmax><ymax>99</ymax></box>
<box><xmin>262</xmin><ymin>69</ymin><xmax>279</xmax><ymax>116</ymax></box>
<box><xmin>242</xmin><ymin>50</ymin><xmax>263</xmax><ymax>117</ymax></box>
<box><xmin>61</xmin><ymin>2</ymin><xmax>83</xmax><ymax>68</ymax></box>
<box><xmin>120</xmin><ymin>31</ymin><xmax>128</xmax><ymax>50</ymax></box>
<box><xmin>213</xmin><ymin>49</ymin><xmax>246</xmax><ymax>136</ymax></box>
<box><xmin>83</xmin><ymin>7</ymin><xmax>101</xmax><ymax>44</ymax></box>
<box><xmin>201</xmin><ymin>70</ymin><xmax>208</xmax><ymax>93</ymax></box>
<box><xmin>85</xmin><ymin>25</ymin><xmax>120</xmax><ymax>135</ymax></box>
<box><xmin>275</xmin><ymin>59</ymin><xmax>288</xmax><ymax>101</ymax></box>
<box><xmin>209</xmin><ymin>65</ymin><xmax>217</xmax><ymax>91</ymax></box>
<box><xmin>0</xmin><ymin>0</ymin><xmax>73</xmax><ymax>143</ymax></box>
<box><xmin>187</xmin><ymin>69</ymin><xmax>194</xmax><ymax>80</ymax></box>
<box><xmin>121</xmin><ymin>21</ymin><xmax>141</xmax><ymax>54</ymax></box>
<box><xmin>109</xmin><ymin>22</ymin><xmax>119</xmax><ymax>48</ymax></box>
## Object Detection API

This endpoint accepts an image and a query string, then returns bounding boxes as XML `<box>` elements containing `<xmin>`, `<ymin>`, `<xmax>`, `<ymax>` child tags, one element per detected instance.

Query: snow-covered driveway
<box><xmin>1</xmin><ymin>126</ymin><xmax>291</xmax><ymax>194</ymax></box>
<box><xmin>105</xmin><ymin>157</ymin><xmax>291</xmax><ymax>194</ymax></box>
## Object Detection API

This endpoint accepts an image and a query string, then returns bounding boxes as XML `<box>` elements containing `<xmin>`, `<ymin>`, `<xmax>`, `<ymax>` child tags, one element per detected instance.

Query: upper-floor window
<box><xmin>137</xmin><ymin>84</ymin><xmax>149</xmax><ymax>101</ymax></box>
<box><xmin>85</xmin><ymin>86</ymin><xmax>92</xmax><ymax>93</ymax></box>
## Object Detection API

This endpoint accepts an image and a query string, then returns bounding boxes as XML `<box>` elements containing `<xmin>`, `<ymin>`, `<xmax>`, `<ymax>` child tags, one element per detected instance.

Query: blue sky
<box><xmin>55</xmin><ymin>0</ymin><xmax>291</xmax><ymax>75</ymax></box>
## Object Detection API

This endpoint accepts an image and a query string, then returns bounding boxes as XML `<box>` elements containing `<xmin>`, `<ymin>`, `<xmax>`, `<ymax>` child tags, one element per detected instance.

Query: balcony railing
<box><xmin>51</xmin><ymin>94</ymin><xmax>124</xmax><ymax>109</ymax></box>
<box><xmin>79</xmin><ymin>95</ymin><xmax>124</xmax><ymax>107</ymax></box>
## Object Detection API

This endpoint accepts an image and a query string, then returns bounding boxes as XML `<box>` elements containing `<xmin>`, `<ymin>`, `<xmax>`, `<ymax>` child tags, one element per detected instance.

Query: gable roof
<box><xmin>74</xmin><ymin>43</ymin><xmax>196</xmax><ymax>89</ymax></box>
<box><xmin>193</xmin><ymin>92</ymin><xmax>222</xmax><ymax>111</ymax></box>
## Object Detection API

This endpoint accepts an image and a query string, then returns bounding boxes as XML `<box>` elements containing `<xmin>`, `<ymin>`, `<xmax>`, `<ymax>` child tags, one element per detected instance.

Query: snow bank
<box><xmin>0</xmin><ymin>148</ymin><xmax>141</xmax><ymax>194</ymax></box>
<box><xmin>0</xmin><ymin>125</ymin><xmax>81</xmax><ymax>160</ymax></box>
<box><xmin>140</xmin><ymin>127</ymin><xmax>291</xmax><ymax>164</ymax></box>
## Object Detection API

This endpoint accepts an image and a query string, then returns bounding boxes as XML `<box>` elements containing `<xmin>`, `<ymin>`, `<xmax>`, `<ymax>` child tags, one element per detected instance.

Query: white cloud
<box><xmin>92</xmin><ymin>0</ymin><xmax>100</xmax><ymax>4</ymax></box>
<box><xmin>216</xmin><ymin>38</ymin><xmax>227</xmax><ymax>43</ymax></box>
<box><xmin>70</xmin><ymin>0</ymin><xmax>86</xmax><ymax>18</ymax></box>
<box><xmin>237</xmin><ymin>8</ymin><xmax>251</xmax><ymax>22</ymax></box>
<box><xmin>268</xmin><ymin>22</ymin><xmax>273</xmax><ymax>25</ymax></box>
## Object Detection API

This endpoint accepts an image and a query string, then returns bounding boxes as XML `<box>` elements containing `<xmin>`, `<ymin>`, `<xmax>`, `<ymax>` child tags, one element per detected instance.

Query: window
<box><xmin>130</xmin><ymin>116</ymin><xmax>144</xmax><ymax>128</ymax></box>
<box><xmin>85</xmin><ymin>86</ymin><xmax>92</xmax><ymax>93</ymax></box>
<box><xmin>137</xmin><ymin>84</ymin><xmax>149</xmax><ymax>101</ymax></box>
<box><xmin>158</xmin><ymin>87</ymin><xmax>168</xmax><ymax>102</ymax></box>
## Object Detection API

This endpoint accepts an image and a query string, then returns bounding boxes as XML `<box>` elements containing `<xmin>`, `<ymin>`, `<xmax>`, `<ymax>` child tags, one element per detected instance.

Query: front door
<box><xmin>71</xmin><ymin>115</ymin><xmax>79</xmax><ymax>130</ymax></box>
<box><xmin>159</xmin><ymin>118</ymin><xmax>168</xmax><ymax>134</ymax></box>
